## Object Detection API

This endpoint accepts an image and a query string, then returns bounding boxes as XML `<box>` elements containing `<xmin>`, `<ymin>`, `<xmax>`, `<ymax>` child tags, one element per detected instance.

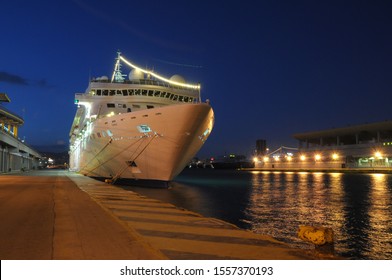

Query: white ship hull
<box><xmin>70</xmin><ymin>102</ymin><xmax>214</xmax><ymax>183</ymax></box>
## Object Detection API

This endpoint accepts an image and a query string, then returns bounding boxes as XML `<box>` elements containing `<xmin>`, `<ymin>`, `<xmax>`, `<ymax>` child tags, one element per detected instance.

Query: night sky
<box><xmin>1</xmin><ymin>0</ymin><xmax>392</xmax><ymax>157</ymax></box>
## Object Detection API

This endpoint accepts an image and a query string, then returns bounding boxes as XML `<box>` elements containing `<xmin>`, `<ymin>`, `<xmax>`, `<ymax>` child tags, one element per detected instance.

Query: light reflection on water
<box><xmin>124</xmin><ymin>169</ymin><xmax>392</xmax><ymax>259</ymax></box>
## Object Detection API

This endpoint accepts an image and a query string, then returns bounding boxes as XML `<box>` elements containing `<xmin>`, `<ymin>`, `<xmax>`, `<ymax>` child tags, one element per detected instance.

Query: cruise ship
<box><xmin>69</xmin><ymin>52</ymin><xmax>214</xmax><ymax>186</ymax></box>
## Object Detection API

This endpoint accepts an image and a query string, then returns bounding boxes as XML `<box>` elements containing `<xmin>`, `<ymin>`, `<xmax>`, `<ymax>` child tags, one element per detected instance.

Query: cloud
<box><xmin>0</xmin><ymin>71</ymin><xmax>54</xmax><ymax>89</ymax></box>
<box><xmin>0</xmin><ymin>71</ymin><xmax>29</xmax><ymax>85</ymax></box>
<box><xmin>72</xmin><ymin>0</ymin><xmax>200</xmax><ymax>53</ymax></box>
<box><xmin>34</xmin><ymin>79</ymin><xmax>55</xmax><ymax>89</ymax></box>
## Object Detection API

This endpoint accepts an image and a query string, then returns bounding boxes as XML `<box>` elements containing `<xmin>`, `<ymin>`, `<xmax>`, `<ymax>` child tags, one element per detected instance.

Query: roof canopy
<box><xmin>0</xmin><ymin>106</ymin><xmax>24</xmax><ymax>126</ymax></box>
<box><xmin>293</xmin><ymin>120</ymin><xmax>392</xmax><ymax>140</ymax></box>
<box><xmin>0</xmin><ymin>93</ymin><xmax>11</xmax><ymax>103</ymax></box>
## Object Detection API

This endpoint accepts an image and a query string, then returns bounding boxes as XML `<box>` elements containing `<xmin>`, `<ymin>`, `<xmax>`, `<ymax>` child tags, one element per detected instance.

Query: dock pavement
<box><xmin>0</xmin><ymin>170</ymin><xmax>331</xmax><ymax>260</ymax></box>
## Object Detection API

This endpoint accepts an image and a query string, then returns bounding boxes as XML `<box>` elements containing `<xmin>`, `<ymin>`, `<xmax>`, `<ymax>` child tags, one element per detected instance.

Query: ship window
<box><xmin>122</xmin><ymin>89</ymin><xmax>128</xmax><ymax>96</ymax></box>
<box><xmin>189</xmin><ymin>97</ymin><xmax>193</xmax><ymax>102</ymax></box>
<box><xmin>116</xmin><ymin>90</ymin><xmax>122</xmax><ymax>95</ymax></box>
<box><xmin>179</xmin><ymin>96</ymin><xmax>184</xmax><ymax>102</ymax></box>
<box><xmin>165</xmin><ymin>92</ymin><xmax>171</xmax><ymax>98</ymax></box>
<box><xmin>173</xmin><ymin>95</ymin><xmax>178</xmax><ymax>101</ymax></box>
<box><xmin>148</xmin><ymin>90</ymin><xmax>154</xmax><ymax>96</ymax></box>
<box><xmin>135</xmin><ymin>89</ymin><xmax>141</xmax><ymax>95</ymax></box>
<box><xmin>128</xmin><ymin>89</ymin><xmax>134</xmax><ymax>95</ymax></box>
<box><xmin>184</xmin><ymin>96</ymin><xmax>189</xmax><ymax>102</ymax></box>
<box><xmin>107</xmin><ymin>103</ymin><xmax>115</xmax><ymax>108</ymax></box>
<box><xmin>142</xmin><ymin>90</ymin><xmax>148</xmax><ymax>96</ymax></box>
<box><xmin>96</xmin><ymin>90</ymin><xmax>102</xmax><ymax>96</ymax></box>
<box><xmin>137</xmin><ymin>125</ymin><xmax>151</xmax><ymax>133</ymax></box>
<box><xmin>107</xmin><ymin>130</ymin><xmax>113</xmax><ymax>136</ymax></box>
<box><xmin>154</xmin><ymin>91</ymin><xmax>161</xmax><ymax>97</ymax></box>
<box><xmin>127</xmin><ymin>108</ymin><xmax>131</xmax><ymax>112</ymax></box>
<box><xmin>147</xmin><ymin>105</ymin><xmax>154</xmax><ymax>109</ymax></box>
<box><xmin>109</xmin><ymin>90</ymin><xmax>116</xmax><ymax>96</ymax></box>
<box><xmin>103</xmin><ymin>90</ymin><xmax>108</xmax><ymax>96</ymax></box>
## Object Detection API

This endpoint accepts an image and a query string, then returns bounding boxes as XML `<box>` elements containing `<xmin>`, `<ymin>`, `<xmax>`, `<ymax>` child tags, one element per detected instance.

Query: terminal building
<box><xmin>256</xmin><ymin>120</ymin><xmax>392</xmax><ymax>170</ymax></box>
<box><xmin>0</xmin><ymin>93</ymin><xmax>41</xmax><ymax>173</ymax></box>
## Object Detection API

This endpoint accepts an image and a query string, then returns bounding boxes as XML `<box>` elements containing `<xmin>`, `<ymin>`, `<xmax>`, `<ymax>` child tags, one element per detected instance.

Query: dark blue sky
<box><xmin>1</xmin><ymin>0</ymin><xmax>392</xmax><ymax>157</ymax></box>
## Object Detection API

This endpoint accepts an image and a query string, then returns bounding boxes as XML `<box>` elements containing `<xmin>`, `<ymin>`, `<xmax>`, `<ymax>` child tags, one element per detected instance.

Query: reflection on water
<box><xmin>124</xmin><ymin>169</ymin><xmax>392</xmax><ymax>259</ymax></box>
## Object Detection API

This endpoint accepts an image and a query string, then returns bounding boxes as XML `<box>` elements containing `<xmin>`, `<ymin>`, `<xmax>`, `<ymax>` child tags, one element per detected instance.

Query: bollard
<box><xmin>298</xmin><ymin>225</ymin><xmax>334</xmax><ymax>255</ymax></box>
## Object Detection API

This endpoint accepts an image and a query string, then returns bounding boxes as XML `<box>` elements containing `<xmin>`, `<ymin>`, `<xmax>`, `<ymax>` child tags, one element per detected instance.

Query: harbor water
<box><xmin>124</xmin><ymin>169</ymin><xmax>392</xmax><ymax>259</ymax></box>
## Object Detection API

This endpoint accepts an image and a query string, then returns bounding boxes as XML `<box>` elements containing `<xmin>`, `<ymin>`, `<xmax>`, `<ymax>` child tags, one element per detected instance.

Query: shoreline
<box><xmin>240</xmin><ymin>167</ymin><xmax>392</xmax><ymax>174</ymax></box>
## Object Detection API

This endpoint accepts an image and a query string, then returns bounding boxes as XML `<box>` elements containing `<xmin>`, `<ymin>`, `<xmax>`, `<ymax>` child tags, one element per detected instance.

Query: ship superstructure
<box><xmin>69</xmin><ymin>52</ymin><xmax>214</xmax><ymax>185</ymax></box>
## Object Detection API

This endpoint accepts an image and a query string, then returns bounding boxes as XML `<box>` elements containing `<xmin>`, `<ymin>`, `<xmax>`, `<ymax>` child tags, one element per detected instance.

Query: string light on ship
<box><xmin>119</xmin><ymin>55</ymin><xmax>201</xmax><ymax>90</ymax></box>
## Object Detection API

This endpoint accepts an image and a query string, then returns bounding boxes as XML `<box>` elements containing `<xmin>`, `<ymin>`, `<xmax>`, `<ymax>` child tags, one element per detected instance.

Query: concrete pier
<box><xmin>0</xmin><ymin>170</ymin><xmax>332</xmax><ymax>260</ymax></box>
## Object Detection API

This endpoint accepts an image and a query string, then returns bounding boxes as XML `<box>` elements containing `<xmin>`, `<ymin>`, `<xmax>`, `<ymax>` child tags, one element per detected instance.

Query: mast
<box><xmin>111</xmin><ymin>51</ymin><xmax>126</xmax><ymax>83</ymax></box>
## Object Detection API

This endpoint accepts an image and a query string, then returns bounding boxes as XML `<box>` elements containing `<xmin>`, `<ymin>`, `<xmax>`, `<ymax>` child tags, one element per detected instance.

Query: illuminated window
<box><xmin>137</xmin><ymin>125</ymin><xmax>151</xmax><ymax>133</ymax></box>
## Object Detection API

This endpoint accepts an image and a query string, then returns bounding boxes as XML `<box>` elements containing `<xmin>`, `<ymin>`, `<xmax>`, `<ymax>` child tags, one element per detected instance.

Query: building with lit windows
<box><xmin>254</xmin><ymin>120</ymin><xmax>392</xmax><ymax>171</ymax></box>
<box><xmin>0</xmin><ymin>93</ymin><xmax>41</xmax><ymax>172</ymax></box>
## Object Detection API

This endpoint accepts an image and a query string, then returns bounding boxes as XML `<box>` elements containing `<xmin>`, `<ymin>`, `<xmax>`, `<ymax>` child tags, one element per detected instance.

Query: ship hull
<box><xmin>69</xmin><ymin>102</ymin><xmax>214</xmax><ymax>184</ymax></box>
